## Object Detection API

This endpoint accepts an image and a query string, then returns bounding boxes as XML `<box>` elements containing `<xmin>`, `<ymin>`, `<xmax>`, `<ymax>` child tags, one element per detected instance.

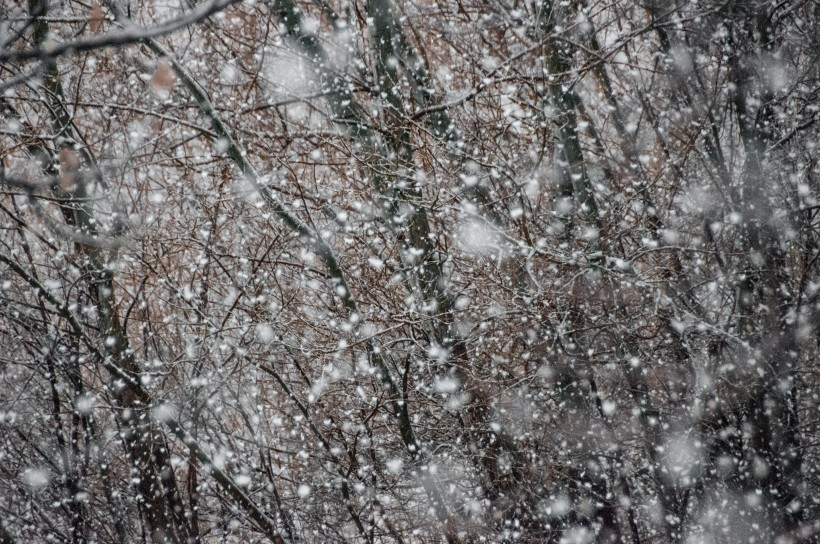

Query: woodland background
<box><xmin>2</xmin><ymin>0</ymin><xmax>820</xmax><ymax>542</ymax></box>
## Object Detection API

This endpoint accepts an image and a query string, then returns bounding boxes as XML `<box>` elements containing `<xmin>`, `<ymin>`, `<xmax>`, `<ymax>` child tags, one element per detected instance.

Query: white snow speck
<box><xmin>386</xmin><ymin>458</ymin><xmax>403</xmax><ymax>474</ymax></box>
<box><xmin>150</xmin><ymin>403</ymin><xmax>177</xmax><ymax>423</ymax></box>
<box><xmin>255</xmin><ymin>323</ymin><xmax>275</xmax><ymax>344</ymax></box>
<box><xmin>22</xmin><ymin>468</ymin><xmax>50</xmax><ymax>490</ymax></box>
<box><xmin>456</xmin><ymin>219</ymin><xmax>501</xmax><ymax>256</ymax></box>
<box><xmin>74</xmin><ymin>394</ymin><xmax>96</xmax><ymax>415</ymax></box>
<box><xmin>433</xmin><ymin>376</ymin><xmax>459</xmax><ymax>394</ymax></box>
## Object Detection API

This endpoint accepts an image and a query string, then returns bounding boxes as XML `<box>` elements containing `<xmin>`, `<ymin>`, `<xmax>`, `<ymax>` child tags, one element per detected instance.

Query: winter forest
<box><xmin>1</xmin><ymin>0</ymin><xmax>820</xmax><ymax>542</ymax></box>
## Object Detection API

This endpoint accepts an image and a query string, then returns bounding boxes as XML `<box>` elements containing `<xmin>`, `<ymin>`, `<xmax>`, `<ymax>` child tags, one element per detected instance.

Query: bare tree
<box><xmin>2</xmin><ymin>0</ymin><xmax>820</xmax><ymax>542</ymax></box>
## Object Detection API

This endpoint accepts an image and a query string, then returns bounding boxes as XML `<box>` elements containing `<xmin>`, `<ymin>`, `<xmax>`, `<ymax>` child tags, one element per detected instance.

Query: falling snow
<box><xmin>1</xmin><ymin>1</ymin><xmax>820</xmax><ymax>543</ymax></box>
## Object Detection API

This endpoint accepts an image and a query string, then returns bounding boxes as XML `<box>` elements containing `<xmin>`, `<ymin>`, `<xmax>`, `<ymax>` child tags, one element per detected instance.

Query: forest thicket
<box><xmin>2</xmin><ymin>1</ymin><xmax>820</xmax><ymax>542</ymax></box>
